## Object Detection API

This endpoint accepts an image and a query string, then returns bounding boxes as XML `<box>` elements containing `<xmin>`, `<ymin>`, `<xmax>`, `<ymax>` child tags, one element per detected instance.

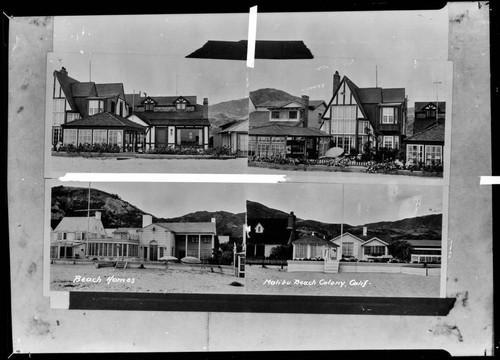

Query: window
<box><xmin>358</xmin><ymin>120</ymin><xmax>371</xmax><ymax>135</ymax></box>
<box><xmin>108</xmin><ymin>130</ymin><xmax>123</xmax><ymax>147</ymax></box>
<box><xmin>186</xmin><ymin>106</ymin><xmax>195</xmax><ymax>112</ymax></box>
<box><xmin>310</xmin><ymin>245</ymin><xmax>323</xmax><ymax>259</ymax></box>
<box><xmin>257</xmin><ymin>143</ymin><xmax>271</xmax><ymax>157</ymax></box>
<box><xmin>66</xmin><ymin>112</ymin><xmax>81</xmax><ymax>122</ymax></box>
<box><xmin>364</xmin><ymin>246</ymin><xmax>385</xmax><ymax>256</ymax></box>
<box><xmin>52</xmin><ymin>127</ymin><xmax>62</xmax><ymax>145</ymax></box>
<box><xmin>78</xmin><ymin>129</ymin><xmax>92</xmax><ymax>145</ymax></box>
<box><xmin>406</xmin><ymin>144</ymin><xmax>424</xmax><ymax>163</ymax></box>
<box><xmin>295</xmin><ymin>244</ymin><xmax>307</xmax><ymax>259</ymax></box>
<box><xmin>342</xmin><ymin>242</ymin><xmax>354</xmax><ymax>257</ymax></box>
<box><xmin>145</xmin><ymin>103</ymin><xmax>154</xmax><ymax>111</ymax></box>
<box><xmin>176</xmin><ymin>103</ymin><xmax>186</xmax><ymax>110</ymax></box>
<box><xmin>271</xmin><ymin>111</ymin><xmax>280</xmax><ymax>119</ymax></box>
<box><xmin>88</xmin><ymin>100</ymin><xmax>104</xmax><ymax>115</ymax></box>
<box><xmin>63</xmin><ymin>129</ymin><xmax>77</xmax><ymax>145</ymax></box>
<box><xmin>289</xmin><ymin>110</ymin><xmax>298</xmax><ymax>119</ymax></box>
<box><xmin>188</xmin><ymin>235</ymin><xmax>199</xmax><ymax>243</ymax></box>
<box><xmin>426</xmin><ymin>109</ymin><xmax>436</xmax><ymax>118</ymax></box>
<box><xmin>382</xmin><ymin>136</ymin><xmax>396</xmax><ymax>149</ymax></box>
<box><xmin>93</xmin><ymin>129</ymin><xmax>107</xmax><ymax>144</ymax></box>
<box><xmin>255</xmin><ymin>223</ymin><xmax>264</xmax><ymax>234</ymax></box>
<box><xmin>53</xmin><ymin>99</ymin><xmax>66</xmax><ymax>126</ymax></box>
<box><xmin>201</xmin><ymin>235</ymin><xmax>212</xmax><ymax>243</ymax></box>
<box><xmin>425</xmin><ymin>145</ymin><xmax>443</xmax><ymax>164</ymax></box>
<box><xmin>177</xmin><ymin>128</ymin><xmax>202</xmax><ymax>146</ymax></box>
<box><xmin>382</xmin><ymin>107</ymin><xmax>396</xmax><ymax>124</ymax></box>
<box><xmin>333</xmin><ymin>135</ymin><xmax>355</xmax><ymax>154</ymax></box>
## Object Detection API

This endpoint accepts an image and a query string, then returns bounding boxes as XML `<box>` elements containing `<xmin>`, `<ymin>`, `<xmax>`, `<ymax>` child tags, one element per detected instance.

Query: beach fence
<box><xmin>246</xmin><ymin>258</ymin><xmax>288</xmax><ymax>269</ymax></box>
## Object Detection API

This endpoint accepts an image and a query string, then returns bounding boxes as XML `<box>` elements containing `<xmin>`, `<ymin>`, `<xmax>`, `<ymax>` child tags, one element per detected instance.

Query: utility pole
<box><xmin>433</xmin><ymin>77</ymin><xmax>442</xmax><ymax>125</ymax></box>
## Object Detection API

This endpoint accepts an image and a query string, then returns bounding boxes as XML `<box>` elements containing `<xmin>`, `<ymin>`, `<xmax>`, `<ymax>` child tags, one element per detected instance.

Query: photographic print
<box><xmin>44</xmin><ymin>13</ymin><xmax>251</xmax><ymax>176</ymax></box>
<box><xmin>47</xmin><ymin>181</ymin><xmax>246</xmax><ymax>295</ymax></box>
<box><xmin>245</xmin><ymin>9</ymin><xmax>451</xmax><ymax>182</ymax></box>
<box><xmin>245</xmin><ymin>182</ymin><xmax>444</xmax><ymax>298</ymax></box>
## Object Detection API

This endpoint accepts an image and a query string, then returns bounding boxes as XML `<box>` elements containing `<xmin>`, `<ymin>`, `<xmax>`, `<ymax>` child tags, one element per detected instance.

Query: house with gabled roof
<box><xmin>404</xmin><ymin>123</ymin><xmax>444</xmax><ymax>165</ymax></box>
<box><xmin>320</xmin><ymin>71</ymin><xmax>407</xmax><ymax>155</ymax></box>
<box><xmin>406</xmin><ymin>239</ymin><xmax>442</xmax><ymax>263</ymax></box>
<box><xmin>126</xmin><ymin>94</ymin><xmax>211</xmax><ymax>150</ymax></box>
<box><xmin>213</xmin><ymin>119</ymin><xmax>249</xmax><ymax>155</ymax></box>
<box><xmin>52</xmin><ymin>67</ymin><xmax>133</xmax><ymax>149</ymax></box>
<box><xmin>329</xmin><ymin>231</ymin><xmax>391</xmax><ymax>261</ymax></box>
<box><xmin>412</xmin><ymin>101</ymin><xmax>446</xmax><ymax>135</ymax></box>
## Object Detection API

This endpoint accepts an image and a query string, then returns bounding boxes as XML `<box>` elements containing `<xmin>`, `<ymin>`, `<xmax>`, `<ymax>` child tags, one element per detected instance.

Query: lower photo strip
<box><xmin>45</xmin><ymin>179</ymin><xmax>455</xmax><ymax>315</ymax></box>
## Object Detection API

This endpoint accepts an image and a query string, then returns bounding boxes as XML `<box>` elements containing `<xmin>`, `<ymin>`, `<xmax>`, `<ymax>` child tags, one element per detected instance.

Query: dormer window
<box><xmin>176</xmin><ymin>103</ymin><xmax>186</xmax><ymax>110</ymax></box>
<box><xmin>144</xmin><ymin>98</ymin><xmax>155</xmax><ymax>112</ymax></box>
<box><xmin>255</xmin><ymin>223</ymin><xmax>264</xmax><ymax>234</ymax></box>
<box><xmin>88</xmin><ymin>99</ymin><xmax>105</xmax><ymax>116</ymax></box>
<box><xmin>174</xmin><ymin>97</ymin><xmax>188</xmax><ymax>111</ymax></box>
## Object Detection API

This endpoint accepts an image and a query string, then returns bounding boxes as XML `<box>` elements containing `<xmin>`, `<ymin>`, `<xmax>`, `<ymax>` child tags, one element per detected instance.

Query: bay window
<box><xmin>78</xmin><ymin>129</ymin><xmax>92</xmax><ymax>145</ymax></box>
<box><xmin>63</xmin><ymin>129</ymin><xmax>77</xmax><ymax>145</ymax></box>
<box><xmin>108</xmin><ymin>130</ymin><xmax>123</xmax><ymax>147</ymax></box>
<box><xmin>92</xmin><ymin>129</ymin><xmax>107</xmax><ymax>144</ymax></box>
<box><xmin>425</xmin><ymin>145</ymin><xmax>443</xmax><ymax>164</ymax></box>
<box><xmin>406</xmin><ymin>144</ymin><xmax>424</xmax><ymax>163</ymax></box>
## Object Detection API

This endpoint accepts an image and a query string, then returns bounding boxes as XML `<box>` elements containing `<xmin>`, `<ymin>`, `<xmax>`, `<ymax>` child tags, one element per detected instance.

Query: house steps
<box><xmin>324</xmin><ymin>260</ymin><xmax>339</xmax><ymax>273</ymax></box>
<box><xmin>115</xmin><ymin>261</ymin><xmax>128</xmax><ymax>269</ymax></box>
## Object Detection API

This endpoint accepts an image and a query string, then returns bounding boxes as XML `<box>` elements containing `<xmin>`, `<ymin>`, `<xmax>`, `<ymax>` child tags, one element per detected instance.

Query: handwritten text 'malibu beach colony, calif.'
<box><xmin>263</xmin><ymin>279</ymin><xmax>370</xmax><ymax>288</ymax></box>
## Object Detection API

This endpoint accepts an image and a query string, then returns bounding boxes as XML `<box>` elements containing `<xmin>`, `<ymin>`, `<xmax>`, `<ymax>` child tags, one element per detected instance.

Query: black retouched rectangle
<box><xmin>70</xmin><ymin>292</ymin><xmax>456</xmax><ymax>316</ymax></box>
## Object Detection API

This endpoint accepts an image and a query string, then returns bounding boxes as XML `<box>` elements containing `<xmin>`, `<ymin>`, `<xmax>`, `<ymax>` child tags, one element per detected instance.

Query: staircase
<box><xmin>324</xmin><ymin>260</ymin><xmax>339</xmax><ymax>273</ymax></box>
<box><xmin>115</xmin><ymin>260</ymin><xmax>128</xmax><ymax>269</ymax></box>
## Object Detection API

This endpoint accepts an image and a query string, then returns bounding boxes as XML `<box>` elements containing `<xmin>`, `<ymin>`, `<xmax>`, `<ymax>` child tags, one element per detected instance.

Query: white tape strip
<box><xmin>479</xmin><ymin>176</ymin><xmax>500</xmax><ymax>185</ymax></box>
<box><xmin>247</xmin><ymin>5</ymin><xmax>258</xmax><ymax>68</ymax></box>
<box><xmin>58</xmin><ymin>173</ymin><xmax>286</xmax><ymax>183</ymax></box>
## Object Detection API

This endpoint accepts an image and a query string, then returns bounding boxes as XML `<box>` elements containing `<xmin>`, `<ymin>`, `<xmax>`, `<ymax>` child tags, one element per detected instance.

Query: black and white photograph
<box><xmin>44</xmin><ymin>13</ymin><xmax>251</xmax><ymax>176</ymax></box>
<box><xmin>245</xmin><ymin>182</ymin><xmax>445</xmax><ymax>298</ymax></box>
<box><xmin>47</xmin><ymin>181</ymin><xmax>246</xmax><ymax>294</ymax></box>
<box><xmin>246</xmin><ymin>10</ymin><xmax>452</xmax><ymax>181</ymax></box>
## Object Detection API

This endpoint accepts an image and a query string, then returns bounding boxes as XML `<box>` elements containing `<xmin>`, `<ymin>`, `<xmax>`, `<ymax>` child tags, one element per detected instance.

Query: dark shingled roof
<box><xmin>96</xmin><ymin>83</ymin><xmax>125</xmax><ymax>98</ymax></box>
<box><xmin>186</xmin><ymin>40</ymin><xmax>314</xmax><ymax>60</ymax></box>
<box><xmin>250</xmin><ymin>124</ymin><xmax>331</xmax><ymax>137</ymax></box>
<box><xmin>71</xmin><ymin>82</ymin><xmax>97</xmax><ymax>98</ymax></box>
<box><xmin>62</xmin><ymin>112</ymin><xmax>146</xmax><ymax>130</ymax></box>
<box><xmin>405</xmin><ymin>123</ymin><xmax>445</xmax><ymax>143</ymax></box>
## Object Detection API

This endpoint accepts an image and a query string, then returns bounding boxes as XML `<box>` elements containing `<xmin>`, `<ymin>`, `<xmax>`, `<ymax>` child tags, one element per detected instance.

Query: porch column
<box><xmin>198</xmin><ymin>235</ymin><xmax>201</xmax><ymax>259</ymax></box>
<box><xmin>306</xmin><ymin>245</ymin><xmax>311</xmax><ymax>259</ymax></box>
<box><xmin>185</xmin><ymin>235</ymin><xmax>188</xmax><ymax>258</ymax></box>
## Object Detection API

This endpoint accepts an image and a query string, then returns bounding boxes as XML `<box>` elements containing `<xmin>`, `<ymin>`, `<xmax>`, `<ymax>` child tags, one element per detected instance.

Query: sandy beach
<box><xmin>245</xmin><ymin>266</ymin><xmax>440</xmax><ymax>297</ymax></box>
<box><xmin>50</xmin><ymin>264</ymin><xmax>245</xmax><ymax>294</ymax></box>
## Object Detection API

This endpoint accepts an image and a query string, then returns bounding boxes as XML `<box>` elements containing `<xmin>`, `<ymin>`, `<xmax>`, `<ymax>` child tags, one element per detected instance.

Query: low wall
<box><xmin>286</xmin><ymin>260</ymin><xmax>440</xmax><ymax>276</ymax></box>
<box><xmin>287</xmin><ymin>260</ymin><xmax>325</xmax><ymax>272</ymax></box>
<box><xmin>51</xmin><ymin>151</ymin><xmax>236</xmax><ymax>160</ymax></box>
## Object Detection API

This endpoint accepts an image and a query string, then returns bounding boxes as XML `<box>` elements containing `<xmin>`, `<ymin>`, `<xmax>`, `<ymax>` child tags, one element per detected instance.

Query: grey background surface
<box><xmin>8</xmin><ymin>2</ymin><xmax>493</xmax><ymax>356</ymax></box>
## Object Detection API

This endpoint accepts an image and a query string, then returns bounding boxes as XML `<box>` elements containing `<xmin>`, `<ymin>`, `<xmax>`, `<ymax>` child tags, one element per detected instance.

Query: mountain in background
<box><xmin>247</xmin><ymin>200</ymin><xmax>442</xmax><ymax>242</ymax></box>
<box><xmin>51</xmin><ymin>186</ymin><xmax>244</xmax><ymax>240</ymax></box>
<box><xmin>209</xmin><ymin>88</ymin><xmax>309</xmax><ymax>128</ymax></box>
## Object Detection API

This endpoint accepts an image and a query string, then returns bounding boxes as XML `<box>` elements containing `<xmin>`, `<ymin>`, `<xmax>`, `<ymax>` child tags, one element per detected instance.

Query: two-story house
<box><xmin>126</xmin><ymin>94</ymin><xmax>211</xmax><ymax>150</ymax></box>
<box><xmin>248</xmin><ymin>95</ymin><xmax>331</xmax><ymax>159</ymax></box>
<box><xmin>52</xmin><ymin>67</ymin><xmax>146</xmax><ymax>152</ymax></box>
<box><xmin>320</xmin><ymin>71</ymin><xmax>407</xmax><ymax>155</ymax></box>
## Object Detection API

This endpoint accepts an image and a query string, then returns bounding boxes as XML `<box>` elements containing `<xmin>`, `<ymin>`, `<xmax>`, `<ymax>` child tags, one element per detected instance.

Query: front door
<box><xmin>156</xmin><ymin>127</ymin><xmax>168</xmax><ymax>147</ymax></box>
<box><xmin>149</xmin><ymin>244</ymin><xmax>158</xmax><ymax>261</ymax></box>
<box><xmin>143</xmin><ymin>247</ymin><xmax>148</xmax><ymax>260</ymax></box>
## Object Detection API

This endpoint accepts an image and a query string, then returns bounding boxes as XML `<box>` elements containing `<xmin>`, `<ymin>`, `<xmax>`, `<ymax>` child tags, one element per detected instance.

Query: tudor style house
<box><xmin>126</xmin><ymin>94</ymin><xmax>211</xmax><ymax>150</ymax></box>
<box><xmin>248</xmin><ymin>95</ymin><xmax>331</xmax><ymax>159</ymax></box>
<box><xmin>320</xmin><ymin>71</ymin><xmax>408</xmax><ymax>155</ymax></box>
<box><xmin>52</xmin><ymin>67</ymin><xmax>146</xmax><ymax>152</ymax></box>
<box><xmin>411</xmin><ymin>101</ymin><xmax>446</xmax><ymax>136</ymax></box>
<box><xmin>50</xmin><ymin>213</ymin><xmax>216</xmax><ymax>262</ymax></box>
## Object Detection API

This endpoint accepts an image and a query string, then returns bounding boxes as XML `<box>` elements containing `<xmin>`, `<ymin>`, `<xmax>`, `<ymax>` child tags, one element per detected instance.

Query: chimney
<box><xmin>60</xmin><ymin>67</ymin><xmax>68</xmax><ymax>76</ymax></box>
<box><xmin>333</xmin><ymin>71</ymin><xmax>341</xmax><ymax>95</ymax></box>
<box><xmin>287</xmin><ymin>211</ymin><xmax>296</xmax><ymax>230</ymax></box>
<box><xmin>94</xmin><ymin>211</ymin><xmax>101</xmax><ymax>220</ymax></box>
<box><xmin>142</xmin><ymin>214</ymin><xmax>153</xmax><ymax>228</ymax></box>
<box><xmin>203</xmin><ymin>98</ymin><xmax>209</xmax><ymax>119</ymax></box>
<box><xmin>363</xmin><ymin>226</ymin><xmax>367</xmax><ymax>237</ymax></box>
<box><xmin>301</xmin><ymin>95</ymin><xmax>309</xmax><ymax>128</ymax></box>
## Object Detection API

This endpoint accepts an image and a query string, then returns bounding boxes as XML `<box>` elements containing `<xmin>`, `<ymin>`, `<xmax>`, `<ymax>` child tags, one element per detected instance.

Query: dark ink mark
<box><xmin>452</xmin><ymin>291</ymin><xmax>469</xmax><ymax>307</ymax></box>
<box><xmin>30</xmin><ymin>317</ymin><xmax>51</xmax><ymax>336</ymax></box>
<box><xmin>29</xmin><ymin>18</ymin><xmax>48</xmax><ymax>27</ymax></box>
<box><xmin>450</xmin><ymin>10</ymin><xmax>469</xmax><ymax>23</ymax></box>
<box><xmin>431</xmin><ymin>324</ymin><xmax>464</xmax><ymax>342</ymax></box>
<box><xmin>27</xmin><ymin>262</ymin><xmax>37</xmax><ymax>275</ymax></box>
<box><xmin>20</xmin><ymin>83</ymin><xmax>28</xmax><ymax>90</ymax></box>
<box><xmin>56</xmin><ymin>320</ymin><xmax>60</xmax><ymax>326</ymax></box>
<box><xmin>17</xmin><ymin>106</ymin><xmax>24</xmax><ymax>113</ymax></box>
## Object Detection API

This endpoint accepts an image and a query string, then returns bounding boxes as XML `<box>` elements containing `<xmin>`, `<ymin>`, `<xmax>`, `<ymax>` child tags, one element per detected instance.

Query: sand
<box><xmin>245</xmin><ymin>266</ymin><xmax>440</xmax><ymax>297</ymax></box>
<box><xmin>50</xmin><ymin>264</ymin><xmax>245</xmax><ymax>294</ymax></box>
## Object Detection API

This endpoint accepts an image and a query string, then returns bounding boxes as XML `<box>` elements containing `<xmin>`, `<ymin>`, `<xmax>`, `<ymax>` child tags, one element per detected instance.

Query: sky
<box><xmin>49</xmin><ymin>7</ymin><xmax>451</xmax><ymax>106</ymax></box>
<box><xmin>247</xmin><ymin>183</ymin><xmax>443</xmax><ymax>225</ymax></box>
<box><xmin>52</xmin><ymin>182</ymin><xmax>247</xmax><ymax>219</ymax></box>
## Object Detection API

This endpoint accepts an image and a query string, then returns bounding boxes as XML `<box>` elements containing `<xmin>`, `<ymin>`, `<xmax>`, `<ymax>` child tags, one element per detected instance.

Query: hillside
<box><xmin>51</xmin><ymin>186</ymin><xmax>244</xmax><ymax>240</ymax></box>
<box><xmin>247</xmin><ymin>200</ymin><xmax>442</xmax><ymax>242</ymax></box>
<box><xmin>208</xmin><ymin>88</ymin><xmax>305</xmax><ymax>128</ymax></box>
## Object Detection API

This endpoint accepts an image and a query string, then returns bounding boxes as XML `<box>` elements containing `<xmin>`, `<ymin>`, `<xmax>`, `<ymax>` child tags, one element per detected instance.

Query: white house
<box><xmin>329</xmin><ymin>232</ymin><xmax>390</xmax><ymax>261</ymax></box>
